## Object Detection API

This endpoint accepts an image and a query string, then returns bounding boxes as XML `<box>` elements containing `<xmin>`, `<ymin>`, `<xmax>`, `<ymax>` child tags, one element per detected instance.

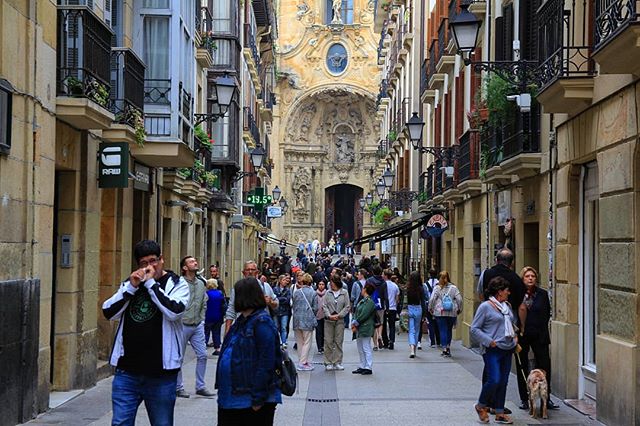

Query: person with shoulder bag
<box><xmin>292</xmin><ymin>273</ymin><xmax>318</xmax><ymax>371</ymax></box>
<box><xmin>470</xmin><ymin>277</ymin><xmax>518</xmax><ymax>425</ymax></box>
<box><xmin>322</xmin><ymin>273</ymin><xmax>351</xmax><ymax>370</ymax></box>
<box><xmin>419</xmin><ymin>269</ymin><xmax>440</xmax><ymax>349</ymax></box>
<box><xmin>428</xmin><ymin>271</ymin><xmax>462</xmax><ymax>357</ymax></box>
<box><xmin>405</xmin><ymin>271</ymin><xmax>425</xmax><ymax>359</ymax></box>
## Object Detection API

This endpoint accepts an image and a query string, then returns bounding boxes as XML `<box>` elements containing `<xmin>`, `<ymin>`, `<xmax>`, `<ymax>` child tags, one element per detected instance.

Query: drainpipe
<box><xmin>548</xmin><ymin>114</ymin><xmax>556</xmax><ymax>315</ymax></box>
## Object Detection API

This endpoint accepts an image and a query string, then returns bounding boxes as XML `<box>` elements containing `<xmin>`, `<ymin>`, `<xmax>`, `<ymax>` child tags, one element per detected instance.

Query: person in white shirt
<box><xmin>384</xmin><ymin>269</ymin><xmax>400</xmax><ymax>350</ymax></box>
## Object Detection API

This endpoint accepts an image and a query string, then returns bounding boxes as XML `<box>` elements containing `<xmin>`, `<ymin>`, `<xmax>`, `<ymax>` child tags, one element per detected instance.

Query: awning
<box><xmin>259</xmin><ymin>233</ymin><xmax>298</xmax><ymax>248</ymax></box>
<box><xmin>353</xmin><ymin>213</ymin><xmax>428</xmax><ymax>245</ymax></box>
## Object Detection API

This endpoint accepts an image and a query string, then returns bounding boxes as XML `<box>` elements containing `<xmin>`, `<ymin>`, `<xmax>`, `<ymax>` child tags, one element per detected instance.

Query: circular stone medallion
<box><xmin>326</xmin><ymin>43</ymin><xmax>348</xmax><ymax>75</ymax></box>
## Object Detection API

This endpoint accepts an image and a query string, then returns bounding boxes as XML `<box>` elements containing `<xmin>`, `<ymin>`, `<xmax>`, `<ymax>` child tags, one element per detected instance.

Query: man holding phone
<box><xmin>102</xmin><ymin>240</ymin><xmax>189</xmax><ymax>425</ymax></box>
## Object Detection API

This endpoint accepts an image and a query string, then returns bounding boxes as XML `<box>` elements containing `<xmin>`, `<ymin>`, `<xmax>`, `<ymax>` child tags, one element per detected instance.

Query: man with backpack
<box><xmin>351</xmin><ymin>269</ymin><xmax>368</xmax><ymax>313</ymax></box>
<box><xmin>366</xmin><ymin>265</ymin><xmax>388</xmax><ymax>350</ymax></box>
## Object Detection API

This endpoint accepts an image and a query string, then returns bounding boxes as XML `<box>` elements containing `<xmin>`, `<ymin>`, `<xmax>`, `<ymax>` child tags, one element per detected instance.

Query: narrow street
<box><xmin>26</xmin><ymin>333</ymin><xmax>599</xmax><ymax>426</ymax></box>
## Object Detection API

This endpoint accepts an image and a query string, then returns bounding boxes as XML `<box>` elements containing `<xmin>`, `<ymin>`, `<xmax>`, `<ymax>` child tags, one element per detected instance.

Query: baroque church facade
<box><xmin>271</xmin><ymin>0</ymin><xmax>382</xmax><ymax>246</ymax></box>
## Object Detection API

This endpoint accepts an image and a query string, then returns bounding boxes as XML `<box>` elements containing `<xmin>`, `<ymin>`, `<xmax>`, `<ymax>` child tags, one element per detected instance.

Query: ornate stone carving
<box><xmin>331</xmin><ymin>0</ymin><xmax>343</xmax><ymax>24</ymax></box>
<box><xmin>335</xmin><ymin>134</ymin><xmax>355</xmax><ymax>163</ymax></box>
<box><xmin>292</xmin><ymin>167</ymin><xmax>312</xmax><ymax>221</ymax></box>
<box><xmin>296</xmin><ymin>1</ymin><xmax>315</xmax><ymax>24</ymax></box>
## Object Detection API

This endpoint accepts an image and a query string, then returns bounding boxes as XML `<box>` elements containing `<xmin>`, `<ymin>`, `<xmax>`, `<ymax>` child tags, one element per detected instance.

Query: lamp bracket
<box><xmin>470</xmin><ymin>60</ymin><xmax>541</xmax><ymax>91</ymax></box>
<box><xmin>233</xmin><ymin>171</ymin><xmax>257</xmax><ymax>183</ymax></box>
<box><xmin>194</xmin><ymin>113</ymin><xmax>226</xmax><ymax>126</ymax></box>
<box><xmin>415</xmin><ymin>145</ymin><xmax>459</xmax><ymax>159</ymax></box>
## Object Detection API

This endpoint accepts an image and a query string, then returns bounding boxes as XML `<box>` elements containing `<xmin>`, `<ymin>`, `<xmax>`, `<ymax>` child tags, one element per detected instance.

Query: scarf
<box><xmin>489</xmin><ymin>296</ymin><xmax>516</xmax><ymax>338</ymax></box>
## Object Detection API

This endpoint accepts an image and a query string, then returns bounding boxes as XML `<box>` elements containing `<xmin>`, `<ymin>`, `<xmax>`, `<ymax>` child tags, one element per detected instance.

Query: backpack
<box><xmin>441</xmin><ymin>288</ymin><xmax>454</xmax><ymax>311</ymax></box>
<box><xmin>372</xmin><ymin>287</ymin><xmax>383</xmax><ymax>311</ymax></box>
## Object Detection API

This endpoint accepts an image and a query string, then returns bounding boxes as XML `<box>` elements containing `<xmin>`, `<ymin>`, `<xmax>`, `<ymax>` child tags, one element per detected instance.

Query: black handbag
<box><xmin>276</xmin><ymin>346</ymin><xmax>297</xmax><ymax>396</ymax></box>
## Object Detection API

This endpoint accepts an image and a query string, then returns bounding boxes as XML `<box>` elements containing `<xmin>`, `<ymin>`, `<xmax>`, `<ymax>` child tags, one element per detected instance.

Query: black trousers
<box><xmin>316</xmin><ymin>318</ymin><xmax>324</xmax><ymax>351</ymax></box>
<box><xmin>381</xmin><ymin>310</ymin><xmax>389</xmax><ymax>347</ymax></box>
<box><xmin>219</xmin><ymin>403</ymin><xmax>276</xmax><ymax>426</ymax></box>
<box><xmin>515</xmin><ymin>336</ymin><xmax>552</xmax><ymax>402</ymax></box>
<box><xmin>386</xmin><ymin>310</ymin><xmax>397</xmax><ymax>343</ymax></box>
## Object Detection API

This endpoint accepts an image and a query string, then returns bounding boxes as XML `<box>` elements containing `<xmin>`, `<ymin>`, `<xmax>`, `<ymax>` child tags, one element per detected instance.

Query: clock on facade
<box><xmin>326</xmin><ymin>43</ymin><xmax>348</xmax><ymax>75</ymax></box>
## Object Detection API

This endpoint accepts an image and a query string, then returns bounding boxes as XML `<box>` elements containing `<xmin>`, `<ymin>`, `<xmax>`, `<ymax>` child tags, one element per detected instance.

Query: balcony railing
<box><xmin>110</xmin><ymin>48</ymin><xmax>145</xmax><ymax>127</ymax></box>
<box><xmin>420</xmin><ymin>59</ymin><xmax>428</xmax><ymax>95</ymax></box>
<box><xmin>244</xmin><ymin>24</ymin><xmax>261</xmax><ymax>75</ymax></box>
<box><xmin>209</xmin><ymin>38</ymin><xmax>241</xmax><ymax>73</ymax></box>
<box><xmin>458</xmin><ymin>130</ymin><xmax>480</xmax><ymax>182</ymax></box>
<box><xmin>198</xmin><ymin>6</ymin><xmax>216</xmax><ymax>57</ymax></box>
<box><xmin>392</xmin><ymin>97</ymin><xmax>410</xmax><ymax>138</ymax></box>
<box><xmin>537</xmin><ymin>0</ymin><xmax>595</xmax><ymax>90</ymax></box>
<box><xmin>57</xmin><ymin>6</ymin><xmax>113</xmax><ymax>108</ymax></box>
<box><xmin>434</xmin><ymin>158</ymin><xmax>444</xmax><ymax>195</ymax></box>
<box><xmin>594</xmin><ymin>0</ymin><xmax>638</xmax><ymax>49</ymax></box>
<box><xmin>427</xmin><ymin>39</ymin><xmax>438</xmax><ymax>81</ymax></box>
<box><xmin>180</xmin><ymin>84</ymin><xmax>192</xmax><ymax>121</ymax></box>
<box><xmin>144</xmin><ymin>79</ymin><xmax>170</xmax><ymax>105</ymax></box>
<box><xmin>243</xmin><ymin>107</ymin><xmax>260</xmax><ymax>144</ymax></box>
<box><xmin>437</xmin><ymin>19</ymin><xmax>449</xmax><ymax>61</ymax></box>
<box><xmin>426</xmin><ymin>164</ymin><xmax>434</xmax><ymax>199</ymax></box>
<box><xmin>376</xmin><ymin>79</ymin><xmax>389</xmax><ymax>107</ymax></box>
<box><xmin>377</xmin><ymin>139</ymin><xmax>390</xmax><ymax>159</ymax></box>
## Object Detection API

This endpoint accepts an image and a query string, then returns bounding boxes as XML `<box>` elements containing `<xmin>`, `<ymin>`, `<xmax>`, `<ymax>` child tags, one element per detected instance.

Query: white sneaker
<box><xmin>333</xmin><ymin>363</ymin><xmax>345</xmax><ymax>371</ymax></box>
<box><xmin>325</xmin><ymin>364</ymin><xmax>334</xmax><ymax>371</ymax></box>
<box><xmin>417</xmin><ymin>342</ymin><xmax>422</xmax><ymax>350</ymax></box>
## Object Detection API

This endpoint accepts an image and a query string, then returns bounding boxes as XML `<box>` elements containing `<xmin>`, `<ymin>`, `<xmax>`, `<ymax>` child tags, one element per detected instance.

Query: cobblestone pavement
<box><xmin>25</xmin><ymin>331</ymin><xmax>602</xmax><ymax>426</ymax></box>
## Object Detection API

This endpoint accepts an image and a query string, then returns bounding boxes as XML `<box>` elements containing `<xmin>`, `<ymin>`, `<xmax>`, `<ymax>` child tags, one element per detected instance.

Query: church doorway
<box><xmin>325</xmin><ymin>184</ymin><xmax>363</xmax><ymax>244</ymax></box>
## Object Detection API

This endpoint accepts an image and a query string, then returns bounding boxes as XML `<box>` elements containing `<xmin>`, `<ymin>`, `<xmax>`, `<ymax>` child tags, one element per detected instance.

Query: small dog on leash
<box><xmin>527</xmin><ymin>369</ymin><xmax>548</xmax><ymax>419</ymax></box>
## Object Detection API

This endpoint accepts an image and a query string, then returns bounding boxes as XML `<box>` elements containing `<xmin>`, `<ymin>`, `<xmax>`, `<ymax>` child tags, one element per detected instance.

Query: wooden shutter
<box><xmin>494</xmin><ymin>17</ymin><xmax>505</xmax><ymax>60</ymax></box>
<box><xmin>502</xmin><ymin>4</ymin><xmax>514</xmax><ymax>61</ymax></box>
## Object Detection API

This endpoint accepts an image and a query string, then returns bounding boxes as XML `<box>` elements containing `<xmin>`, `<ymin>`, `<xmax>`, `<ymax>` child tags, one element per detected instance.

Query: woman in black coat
<box><xmin>515</xmin><ymin>266</ymin><xmax>559</xmax><ymax>410</ymax></box>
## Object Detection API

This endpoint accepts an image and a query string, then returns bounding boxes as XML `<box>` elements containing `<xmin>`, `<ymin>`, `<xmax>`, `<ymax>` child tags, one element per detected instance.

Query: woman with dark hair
<box><xmin>292</xmin><ymin>273</ymin><xmax>318</xmax><ymax>371</ymax></box>
<box><xmin>322</xmin><ymin>272</ymin><xmax>351</xmax><ymax>370</ymax></box>
<box><xmin>216</xmin><ymin>278</ymin><xmax>282</xmax><ymax>425</ymax></box>
<box><xmin>471</xmin><ymin>276</ymin><xmax>517</xmax><ymax>424</ymax></box>
<box><xmin>351</xmin><ymin>283</ymin><xmax>376</xmax><ymax>375</ymax></box>
<box><xmin>406</xmin><ymin>271</ymin><xmax>425</xmax><ymax>359</ymax></box>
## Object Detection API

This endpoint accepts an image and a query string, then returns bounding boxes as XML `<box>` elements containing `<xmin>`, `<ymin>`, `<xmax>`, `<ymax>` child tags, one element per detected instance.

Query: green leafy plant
<box><xmin>417</xmin><ymin>191</ymin><xmax>428</xmax><ymax>203</ymax></box>
<box><xmin>177</xmin><ymin>168</ymin><xmax>192</xmax><ymax>179</ymax></box>
<box><xmin>373</xmin><ymin>206</ymin><xmax>393</xmax><ymax>225</ymax></box>
<box><xmin>66</xmin><ymin>76</ymin><xmax>84</xmax><ymax>95</ymax></box>
<box><xmin>194</xmin><ymin>125</ymin><xmax>212</xmax><ymax>150</ymax></box>
<box><xmin>202</xmin><ymin>170</ymin><xmax>218</xmax><ymax>188</ymax></box>
<box><xmin>193</xmin><ymin>159</ymin><xmax>205</xmax><ymax>181</ymax></box>
<box><xmin>484</xmin><ymin>74</ymin><xmax>514</xmax><ymax>126</ymax></box>
<box><xmin>200</xmin><ymin>31</ymin><xmax>218</xmax><ymax>53</ymax></box>
<box><xmin>388</xmin><ymin>130</ymin><xmax>397</xmax><ymax>142</ymax></box>
<box><xmin>366</xmin><ymin>200</ymin><xmax>380</xmax><ymax>214</ymax></box>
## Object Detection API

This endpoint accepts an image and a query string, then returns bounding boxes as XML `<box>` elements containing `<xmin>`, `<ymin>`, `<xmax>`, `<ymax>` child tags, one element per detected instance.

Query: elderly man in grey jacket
<box><xmin>176</xmin><ymin>256</ymin><xmax>215</xmax><ymax>398</ymax></box>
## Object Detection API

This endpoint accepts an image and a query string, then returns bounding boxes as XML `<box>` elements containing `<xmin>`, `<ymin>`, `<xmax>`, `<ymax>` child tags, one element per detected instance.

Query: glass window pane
<box><xmin>143</xmin><ymin>0</ymin><xmax>168</xmax><ymax>8</ymax></box>
<box><xmin>143</xmin><ymin>17</ymin><xmax>170</xmax><ymax>79</ymax></box>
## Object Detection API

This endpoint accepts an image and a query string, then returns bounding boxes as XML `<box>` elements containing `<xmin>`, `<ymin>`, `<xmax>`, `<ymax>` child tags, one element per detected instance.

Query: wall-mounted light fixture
<box><xmin>165</xmin><ymin>199</ymin><xmax>188</xmax><ymax>207</ymax></box>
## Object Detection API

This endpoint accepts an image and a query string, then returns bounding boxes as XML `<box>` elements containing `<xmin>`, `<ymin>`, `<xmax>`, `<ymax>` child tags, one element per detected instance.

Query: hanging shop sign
<box><xmin>425</xmin><ymin>214</ymin><xmax>449</xmax><ymax>237</ymax></box>
<box><xmin>267</xmin><ymin>206</ymin><xmax>282</xmax><ymax>218</ymax></box>
<box><xmin>133</xmin><ymin>162</ymin><xmax>151</xmax><ymax>192</ymax></box>
<box><xmin>98</xmin><ymin>142</ymin><xmax>129</xmax><ymax>188</ymax></box>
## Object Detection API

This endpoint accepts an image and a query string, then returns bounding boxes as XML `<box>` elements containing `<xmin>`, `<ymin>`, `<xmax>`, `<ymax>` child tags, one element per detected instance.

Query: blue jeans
<box><xmin>478</xmin><ymin>347</ymin><xmax>512</xmax><ymax>413</ymax></box>
<box><xmin>407</xmin><ymin>305</ymin><xmax>422</xmax><ymax>346</ymax></box>
<box><xmin>205</xmin><ymin>321</ymin><xmax>223</xmax><ymax>349</ymax></box>
<box><xmin>177</xmin><ymin>323</ymin><xmax>208</xmax><ymax>391</ymax></box>
<box><xmin>111</xmin><ymin>369</ymin><xmax>177</xmax><ymax>426</ymax></box>
<box><xmin>277</xmin><ymin>315</ymin><xmax>289</xmax><ymax>344</ymax></box>
<box><xmin>436</xmin><ymin>316</ymin><xmax>456</xmax><ymax>348</ymax></box>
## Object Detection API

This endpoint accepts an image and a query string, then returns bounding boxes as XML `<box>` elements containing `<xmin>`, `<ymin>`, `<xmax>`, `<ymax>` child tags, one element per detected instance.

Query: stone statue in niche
<box><xmin>332</xmin><ymin>0</ymin><xmax>343</xmax><ymax>24</ymax></box>
<box><xmin>297</xmin><ymin>104</ymin><xmax>317</xmax><ymax>141</ymax></box>
<box><xmin>292</xmin><ymin>167</ymin><xmax>312</xmax><ymax>221</ymax></box>
<box><xmin>335</xmin><ymin>134</ymin><xmax>355</xmax><ymax>163</ymax></box>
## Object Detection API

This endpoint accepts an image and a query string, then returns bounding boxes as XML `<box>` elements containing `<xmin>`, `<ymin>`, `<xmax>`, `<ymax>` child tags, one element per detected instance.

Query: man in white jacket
<box><xmin>102</xmin><ymin>240</ymin><xmax>189</xmax><ymax>426</ymax></box>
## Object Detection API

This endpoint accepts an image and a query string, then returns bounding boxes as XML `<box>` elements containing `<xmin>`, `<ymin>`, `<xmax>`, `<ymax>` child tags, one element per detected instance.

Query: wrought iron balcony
<box><xmin>110</xmin><ymin>48</ymin><xmax>145</xmax><ymax>127</ymax></box>
<box><xmin>244</xmin><ymin>24</ymin><xmax>262</xmax><ymax>76</ymax></box>
<box><xmin>426</xmin><ymin>164</ymin><xmax>434</xmax><ymax>199</ymax></box>
<box><xmin>377</xmin><ymin>139</ymin><xmax>390</xmax><ymax>159</ymax></box>
<box><xmin>420</xmin><ymin>58</ymin><xmax>428</xmax><ymax>96</ymax></box>
<box><xmin>458</xmin><ymin>130</ymin><xmax>480</xmax><ymax>183</ymax></box>
<box><xmin>57</xmin><ymin>6</ymin><xmax>113</xmax><ymax>109</ymax></box>
<box><xmin>243</xmin><ymin>106</ymin><xmax>260</xmax><ymax>145</ymax></box>
<box><xmin>536</xmin><ymin>0</ymin><xmax>595</xmax><ymax>113</ymax></box>
<box><xmin>180</xmin><ymin>84</ymin><xmax>192</xmax><ymax>122</ymax></box>
<box><xmin>434</xmin><ymin>158</ymin><xmax>444</xmax><ymax>195</ymax></box>
<box><xmin>426</xmin><ymin>39</ymin><xmax>438</xmax><ymax>83</ymax></box>
<box><xmin>144</xmin><ymin>79</ymin><xmax>170</xmax><ymax>105</ymax></box>
<box><xmin>594</xmin><ymin>0</ymin><xmax>638</xmax><ymax>49</ymax></box>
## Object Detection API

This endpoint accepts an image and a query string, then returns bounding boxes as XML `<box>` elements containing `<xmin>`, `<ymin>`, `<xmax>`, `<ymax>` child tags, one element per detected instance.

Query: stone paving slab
<box><xmin>25</xmin><ymin>331</ymin><xmax>602</xmax><ymax>426</ymax></box>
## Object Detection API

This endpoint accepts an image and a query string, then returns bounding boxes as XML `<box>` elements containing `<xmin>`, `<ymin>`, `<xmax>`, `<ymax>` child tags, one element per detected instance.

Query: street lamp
<box><xmin>250</xmin><ymin>144</ymin><xmax>266</xmax><ymax>169</ymax></box>
<box><xmin>359</xmin><ymin>198</ymin><xmax>366</xmax><ymax>209</ymax></box>
<box><xmin>406</xmin><ymin>112</ymin><xmax>425</xmax><ymax>148</ymax></box>
<box><xmin>382</xmin><ymin>168</ymin><xmax>395</xmax><ymax>189</ymax></box>
<box><xmin>365</xmin><ymin>193</ymin><xmax>373</xmax><ymax>206</ymax></box>
<box><xmin>375</xmin><ymin>179</ymin><xmax>386</xmax><ymax>198</ymax></box>
<box><xmin>272</xmin><ymin>185</ymin><xmax>282</xmax><ymax>202</ymax></box>
<box><xmin>195</xmin><ymin>74</ymin><xmax>238</xmax><ymax>125</ymax></box>
<box><xmin>448</xmin><ymin>1</ymin><xmax>482</xmax><ymax>65</ymax></box>
<box><xmin>279</xmin><ymin>197</ymin><xmax>287</xmax><ymax>209</ymax></box>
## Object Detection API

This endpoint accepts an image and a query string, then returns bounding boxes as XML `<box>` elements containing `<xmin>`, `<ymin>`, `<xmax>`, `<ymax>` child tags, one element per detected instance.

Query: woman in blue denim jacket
<box><xmin>216</xmin><ymin>278</ymin><xmax>282</xmax><ymax>425</ymax></box>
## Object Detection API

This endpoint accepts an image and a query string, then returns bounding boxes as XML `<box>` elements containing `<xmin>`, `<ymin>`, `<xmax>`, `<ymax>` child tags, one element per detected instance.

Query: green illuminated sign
<box><xmin>247</xmin><ymin>188</ymin><xmax>272</xmax><ymax>211</ymax></box>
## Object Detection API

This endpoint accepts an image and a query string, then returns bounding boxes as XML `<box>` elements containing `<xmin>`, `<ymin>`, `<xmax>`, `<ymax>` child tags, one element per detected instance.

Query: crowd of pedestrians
<box><xmin>101</xmin><ymin>238</ymin><xmax>559</xmax><ymax>425</ymax></box>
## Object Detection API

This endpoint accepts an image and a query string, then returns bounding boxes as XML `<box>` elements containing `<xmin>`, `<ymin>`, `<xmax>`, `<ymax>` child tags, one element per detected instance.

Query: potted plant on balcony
<box><xmin>484</xmin><ymin>74</ymin><xmax>514</xmax><ymax>127</ymax></box>
<box><xmin>194</xmin><ymin>125</ymin><xmax>212</xmax><ymax>152</ymax></box>
<box><xmin>388</xmin><ymin>130</ymin><xmax>397</xmax><ymax>142</ymax></box>
<box><xmin>199</xmin><ymin>31</ymin><xmax>217</xmax><ymax>53</ymax></box>
<box><xmin>374</xmin><ymin>206</ymin><xmax>393</xmax><ymax>225</ymax></box>
<box><xmin>203</xmin><ymin>170</ymin><xmax>218</xmax><ymax>189</ymax></box>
